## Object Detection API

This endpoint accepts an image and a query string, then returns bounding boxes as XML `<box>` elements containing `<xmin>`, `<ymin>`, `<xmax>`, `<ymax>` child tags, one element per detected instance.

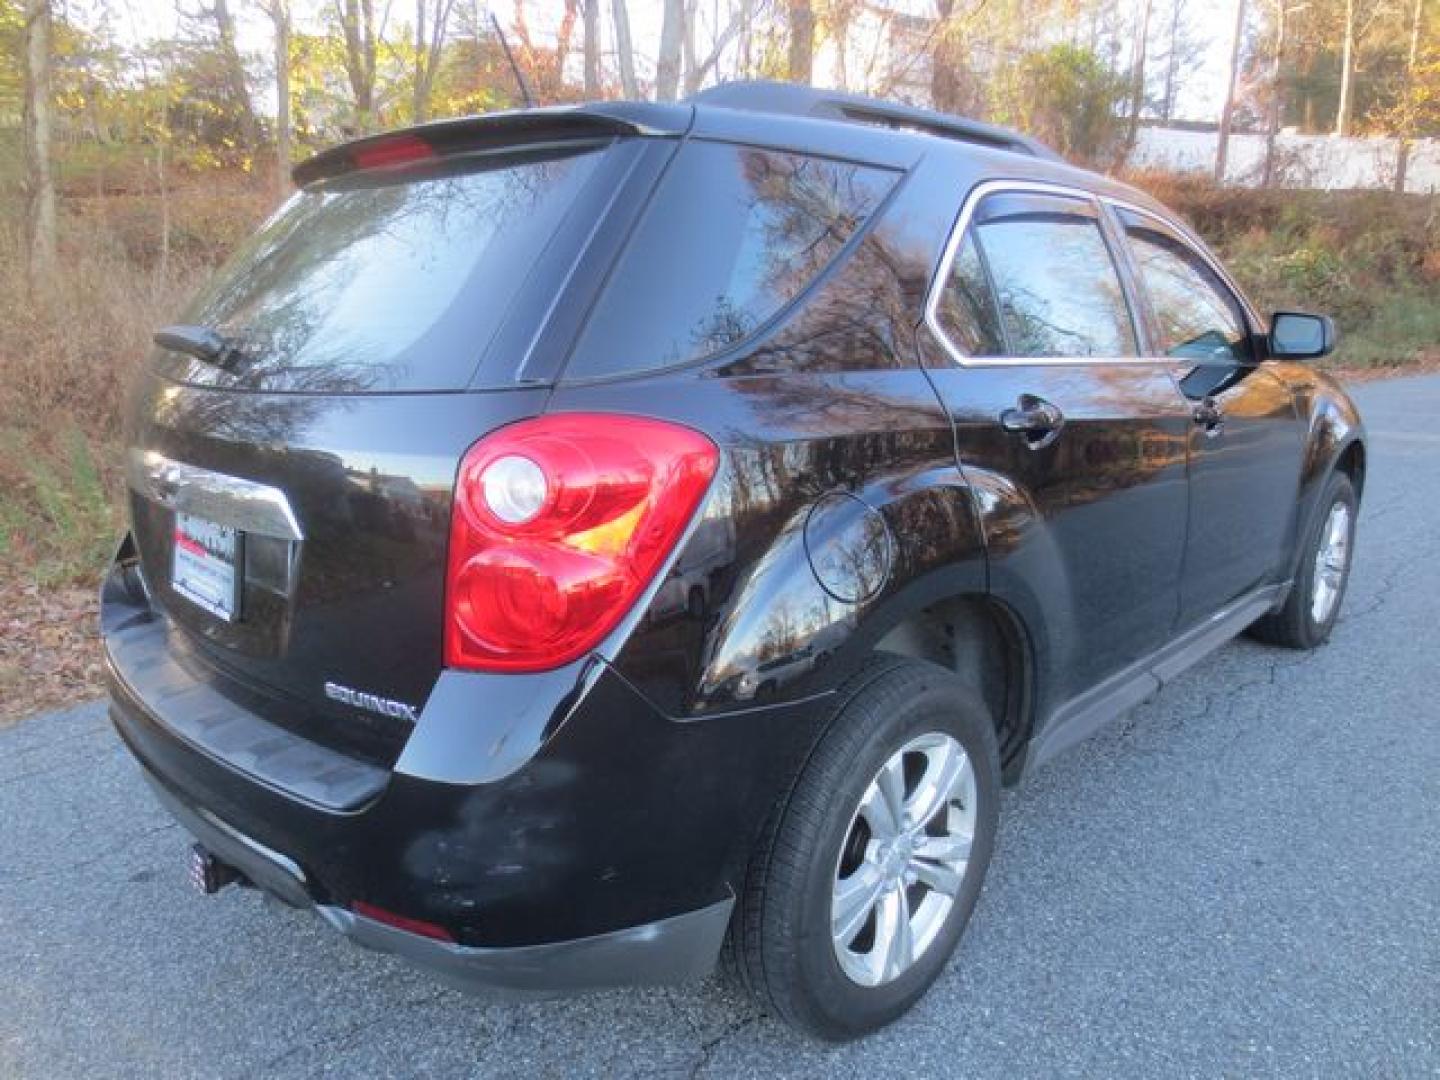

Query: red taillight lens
<box><xmin>444</xmin><ymin>414</ymin><xmax>719</xmax><ymax>672</ymax></box>
<box><xmin>351</xmin><ymin>133</ymin><xmax>435</xmax><ymax>171</ymax></box>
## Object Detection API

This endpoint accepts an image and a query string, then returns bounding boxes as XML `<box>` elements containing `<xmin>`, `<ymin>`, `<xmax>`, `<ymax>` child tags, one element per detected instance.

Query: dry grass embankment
<box><xmin>0</xmin><ymin>170</ymin><xmax>269</xmax><ymax>720</ymax></box>
<box><xmin>1</xmin><ymin>169</ymin><xmax>1438</xmax><ymax>722</ymax></box>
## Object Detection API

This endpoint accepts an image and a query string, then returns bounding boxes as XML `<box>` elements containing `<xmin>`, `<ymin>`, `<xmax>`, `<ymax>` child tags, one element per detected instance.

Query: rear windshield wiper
<box><xmin>153</xmin><ymin>325</ymin><xmax>243</xmax><ymax>371</ymax></box>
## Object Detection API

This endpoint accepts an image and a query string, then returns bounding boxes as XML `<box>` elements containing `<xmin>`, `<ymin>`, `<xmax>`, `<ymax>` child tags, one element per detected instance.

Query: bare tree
<box><xmin>336</xmin><ymin>0</ymin><xmax>379</xmax><ymax>131</ymax></box>
<box><xmin>583</xmin><ymin>0</ymin><xmax>601</xmax><ymax>95</ymax></box>
<box><xmin>414</xmin><ymin>0</ymin><xmax>458</xmax><ymax>121</ymax></box>
<box><xmin>1216</xmin><ymin>0</ymin><xmax>1247</xmax><ymax>181</ymax></box>
<box><xmin>787</xmin><ymin>0</ymin><xmax>814</xmax><ymax>83</ymax></box>
<box><xmin>1394</xmin><ymin>0</ymin><xmax>1424</xmax><ymax>189</ymax></box>
<box><xmin>1159</xmin><ymin>0</ymin><xmax>1182</xmax><ymax>120</ymax></box>
<box><xmin>656</xmin><ymin>0</ymin><xmax>684</xmax><ymax>99</ymax></box>
<box><xmin>1335</xmin><ymin>0</ymin><xmax>1355</xmax><ymax>134</ymax></box>
<box><xmin>258</xmin><ymin>0</ymin><xmax>292</xmax><ymax>199</ymax></box>
<box><xmin>202</xmin><ymin>0</ymin><xmax>260</xmax><ymax>149</ymax></box>
<box><xmin>612</xmin><ymin>0</ymin><xmax>638</xmax><ymax>97</ymax></box>
<box><xmin>682</xmin><ymin>0</ymin><xmax>750</xmax><ymax>94</ymax></box>
<box><xmin>1262</xmin><ymin>0</ymin><xmax>1290</xmax><ymax>187</ymax></box>
<box><xmin>22</xmin><ymin>0</ymin><xmax>56</xmax><ymax>286</ymax></box>
<box><xmin>1126</xmin><ymin>0</ymin><xmax>1154</xmax><ymax>150</ymax></box>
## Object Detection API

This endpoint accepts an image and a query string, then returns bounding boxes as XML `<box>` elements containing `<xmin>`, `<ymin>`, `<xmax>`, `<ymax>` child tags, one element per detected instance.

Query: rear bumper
<box><xmin>140</xmin><ymin>762</ymin><xmax>731</xmax><ymax>994</ymax></box>
<box><xmin>101</xmin><ymin>545</ymin><xmax>816</xmax><ymax>992</ymax></box>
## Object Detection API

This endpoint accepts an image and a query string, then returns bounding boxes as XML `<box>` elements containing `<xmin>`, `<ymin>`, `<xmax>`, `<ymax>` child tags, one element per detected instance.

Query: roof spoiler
<box><xmin>690</xmin><ymin>81</ymin><xmax>1062</xmax><ymax>162</ymax></box>
<box><xmin>292</xmin><ymin>102</ymin><xmax>693</xmax><ymax>188</ymax></box>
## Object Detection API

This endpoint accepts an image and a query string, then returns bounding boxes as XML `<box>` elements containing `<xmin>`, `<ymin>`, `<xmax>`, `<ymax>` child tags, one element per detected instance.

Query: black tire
<box><xmin>727</xmin><ymin>656</ymin><xmax>1001</xmax><ymax>1041</ymax></box>
<box><xmin>1249</xmin><ymin>470</ymin><xmax>1357</xmax><ymax>649</ymax></box>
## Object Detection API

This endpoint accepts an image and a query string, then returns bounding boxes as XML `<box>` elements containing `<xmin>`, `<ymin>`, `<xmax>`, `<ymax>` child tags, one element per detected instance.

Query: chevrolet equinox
<box><xmin>102</xmin><ymin>81</ymin><xmax>1366</xmax><ymax>1040</ymax></box>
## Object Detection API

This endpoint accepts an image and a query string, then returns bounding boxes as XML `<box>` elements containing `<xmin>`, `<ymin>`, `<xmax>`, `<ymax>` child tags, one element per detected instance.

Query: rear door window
<box><xmin>164</xmin><ymin>146</ymin><xmax>608</xmax><ymax>392</ymax></box>
<box><xmin>949</xmin><ymin>193</ymin><xmax>1137</xmax><ymax>359</ymax></box>
<box><xmin>563</xmin><ymin>141</ymin><xmax>897</xmax><ymax>380</ymax></box>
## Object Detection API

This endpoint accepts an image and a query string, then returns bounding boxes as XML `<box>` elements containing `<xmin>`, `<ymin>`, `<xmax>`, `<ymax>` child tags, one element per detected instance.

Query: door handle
<box><xmin>1192</xmin><ymin>397</ymin><xmax>1224</xmax><ymax>436</ymax></box>
<box><xmin>1000</xmin><ymin>395</ymin><xmax>1065</xmax><ymax>447</ymax></box>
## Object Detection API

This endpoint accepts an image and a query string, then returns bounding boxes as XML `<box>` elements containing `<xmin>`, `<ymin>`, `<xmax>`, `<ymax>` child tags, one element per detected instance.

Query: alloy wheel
<box><xmin>1310</xmin><ymin>500</ymin><xmax>1352</xmax><ymax>625</ymax></box>
<box><xmin>830</xmin><ymin>732</ymin><xmax>977</xmax><ymax>987</ymax></box>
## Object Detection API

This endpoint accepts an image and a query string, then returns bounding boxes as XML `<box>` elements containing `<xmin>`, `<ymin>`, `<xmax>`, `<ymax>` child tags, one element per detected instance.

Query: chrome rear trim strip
<box><xmin>127</xmin><ymin>449</ymin><xmax>303</xmax><ymax>541</ymax></box>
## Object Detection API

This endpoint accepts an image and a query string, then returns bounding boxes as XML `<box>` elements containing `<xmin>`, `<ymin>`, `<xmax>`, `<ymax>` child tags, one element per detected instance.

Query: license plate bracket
<box><xmin>172</xmin><ymin>512</ymin><xmax>243</xmax><ymax>621</ymax></box>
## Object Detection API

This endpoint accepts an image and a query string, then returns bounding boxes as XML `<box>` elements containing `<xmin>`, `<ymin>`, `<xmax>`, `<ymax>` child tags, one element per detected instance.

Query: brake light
<box><xmin>352</xmin><ymin>133</ymin><xmax>435</xmax><ymax>171</ymax></box>
<box><xmin>444</xmin><ymin>414</ymin><xmax>719</xmax><ymax>672</ymax></box>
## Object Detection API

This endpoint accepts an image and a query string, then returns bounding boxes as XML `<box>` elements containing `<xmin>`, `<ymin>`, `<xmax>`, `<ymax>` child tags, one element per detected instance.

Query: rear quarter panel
<box><xmin>547</xmin><ymin>368</ymin><xmax>984</xmax><ymax>718</ymax></box>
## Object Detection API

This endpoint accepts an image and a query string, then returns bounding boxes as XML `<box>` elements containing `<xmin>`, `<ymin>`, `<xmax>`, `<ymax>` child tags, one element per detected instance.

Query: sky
<box><xmin>88</xmin><ymin>0</ymin><xmax>1241</xmax><ymax>125</ymax></box>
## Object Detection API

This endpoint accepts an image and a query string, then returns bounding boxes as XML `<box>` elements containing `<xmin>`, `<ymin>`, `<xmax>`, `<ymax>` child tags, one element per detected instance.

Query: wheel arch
<box><xmin>1335</xmin><ymin>436</ymin><xmax>1366</xmax><ymax>500</ymax></box>
<box><xmin>873</xmin><ymin>592</ymin><xmax>1034</xmax><ymax>783</ymax></box>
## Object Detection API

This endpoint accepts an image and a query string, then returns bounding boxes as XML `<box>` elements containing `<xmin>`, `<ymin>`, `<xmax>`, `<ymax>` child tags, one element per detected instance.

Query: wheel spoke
<box><xmin>914</xmin><ymin>831</ymin><xmax>972</xmax><ymax>866</ymax></box>
<box><xmin>867</xmin><ymin>756</ymin><xmax>908</xmax><ymax>839</ymax></box>
<box><xmin>831</xmin><ymin>862</ymin><xmax>885</xmax><ymax>945</ymax></box>
<box><xmin>871</xmin><ymin>884</ymin><xmax>914</xmax><ymax>982</ymax></box>
<box><xmin>909</xmin><ymin>854</ymin><xmax>963</xmax><ymax>896</ymax></box>
<box><xmin>905</xmin><ymin>743</ymin><xmax>971</xmax><ymax>828</ymax></box>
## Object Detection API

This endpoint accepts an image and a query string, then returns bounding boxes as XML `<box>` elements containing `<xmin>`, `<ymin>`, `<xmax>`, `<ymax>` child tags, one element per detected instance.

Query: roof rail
<box><xmin>690</xmin><ymin>81</ymin><xmax>1062</xmax><ymax>162</ymax></box>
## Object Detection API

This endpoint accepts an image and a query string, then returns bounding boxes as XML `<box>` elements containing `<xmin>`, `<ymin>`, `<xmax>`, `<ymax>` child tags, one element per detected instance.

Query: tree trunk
<box><xmin>931</xmin><ymin>0</ymin><xmax>960</xmax><ymax>111</ymax></box>
<box><xmin>338</xmin><ymin>0</ymin><xmax>377</xmax><ymax>131</ymax></box>
<box><xmin>682</xmin><ymin>0</ymin><xmax>750</xmax><ymax>94</ymax></box>
<box><xmin>1395</xmin><ymin>0</ymin><xmax>1424</xmax><ymax>192</ymax></box>
<box><xmin>1262</xmin><ymin>0</ymin><xmax>1286</xmax><ymax>187</ymax></box>
<box><xmin>1215</xmin><ymin>0</ymin><xmax>1246</xmax><ymax>182</ymax></box>
<box><xmin>1161</xmin><ymin>0</ymin><xmax>1181</xmax><ymax>121</ymax></box>
<box><xmin>1126</xmin><ymin>0</ymin><xmax>1154</xmax><ymax>151</ymax></box>
<box><xmin>22</xmin><ymin>0</ymin><xmax>56</xmax><ymax>287</ymax></box>
<box><xmin>787</xmin><ymin>0</ymin><xmax>814</xmax><ymax>84</ymax></box>
<box><xmin>415</xmin><ymin>0</ymin><xmax>428</xmax><ymax>121</ymax></box>
<box><xmin>583</xmin><ymin>0</ymin><xmax>601</xmax><ymax>96</ymax></box>
<box><xmin>212</xmin><ymin>0</ymin><xmax>259</xmax><ymax>150</ymax></box>
<box><xmin>272</xmin><ymin>0</ymin><xmax>292</xmax><ymax>199</ymax></box>
<box><xmin>612</xmin><ymin>0</ymin><xmax>638</xmax><ymax>97</ymax></box>
<box><xmin>156</xmin><ymin>140</ymin><xmax>171</xmax><ymax>288</ymax></box>
<box><xmin>656</xmin><ymin>0</ymin><xmax>684</xmax><ymax>100</ymax></box>
<box><xmin>1335</xmin><ymin>0</ymin><xmax>1354</xmax><ymax>136</ymax></box>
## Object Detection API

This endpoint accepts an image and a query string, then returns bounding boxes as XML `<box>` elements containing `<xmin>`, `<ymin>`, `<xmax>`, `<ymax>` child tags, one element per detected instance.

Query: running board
<box><xmin>1025</xmin><ymin>584</ymin><xmax>1286</xmax><ymax>772</ymax></box>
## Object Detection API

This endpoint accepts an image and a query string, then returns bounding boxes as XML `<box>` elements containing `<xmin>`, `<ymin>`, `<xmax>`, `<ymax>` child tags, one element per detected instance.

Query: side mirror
<box><xmin>1269</xmin><ymin>312</ymin><xmax>1336</xmax><ymax>359</ymax></box>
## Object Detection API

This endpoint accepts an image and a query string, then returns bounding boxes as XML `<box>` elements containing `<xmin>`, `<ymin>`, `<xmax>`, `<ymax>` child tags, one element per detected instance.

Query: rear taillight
<box><xmin>444</xmin><ymin>414</ymin><xmax>719</xmax><ymax>672</ymax></box>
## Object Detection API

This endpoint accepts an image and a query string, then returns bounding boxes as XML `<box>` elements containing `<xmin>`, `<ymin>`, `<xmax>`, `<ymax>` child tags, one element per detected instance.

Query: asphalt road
<box><xmin>3</xmin><ymin>375</ymin><xmax>1438</xmax><ymax>1078</ymax></box>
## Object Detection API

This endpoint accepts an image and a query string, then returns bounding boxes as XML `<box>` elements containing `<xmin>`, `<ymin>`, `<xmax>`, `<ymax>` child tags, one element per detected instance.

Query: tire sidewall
<box><xmin>784</xmin><ymin>670</ymin><xmax>1000</xmax><ymax>1037</ymax></box>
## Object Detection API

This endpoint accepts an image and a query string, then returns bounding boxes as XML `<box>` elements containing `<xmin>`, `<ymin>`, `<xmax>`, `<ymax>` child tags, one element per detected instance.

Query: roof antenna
<box><xmin>489</xmin><ymin>12</ymin><xmax>535</xmax><ymax>108</ymax></box>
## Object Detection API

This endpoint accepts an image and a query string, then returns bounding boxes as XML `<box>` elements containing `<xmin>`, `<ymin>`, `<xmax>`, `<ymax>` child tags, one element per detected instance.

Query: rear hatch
<box><xmin>122</xmin><ymin>113</ymin><xmax>679</xmax><ymax>766</ymax></box>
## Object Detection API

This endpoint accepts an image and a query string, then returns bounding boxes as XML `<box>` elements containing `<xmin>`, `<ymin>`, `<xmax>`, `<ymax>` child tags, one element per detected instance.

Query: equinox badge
<box><xmin>324</xmin><ymin>681</ymin><xmax>419</xmax><ymax>723</ymax></box>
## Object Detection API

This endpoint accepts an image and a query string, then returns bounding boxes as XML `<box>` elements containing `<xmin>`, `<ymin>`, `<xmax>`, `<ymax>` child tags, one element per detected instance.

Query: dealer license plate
<box><xmin>172</xmin><ymin>512</ymin><xmax>242</xmax><ymax>621</ymax></box>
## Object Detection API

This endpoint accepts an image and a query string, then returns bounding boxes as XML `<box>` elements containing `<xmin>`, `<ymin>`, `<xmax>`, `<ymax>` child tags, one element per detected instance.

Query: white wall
<box><xmin>1130</xmin><ymin>127</ymin><xmax>1440</xmax><ymax>193</ymax></box>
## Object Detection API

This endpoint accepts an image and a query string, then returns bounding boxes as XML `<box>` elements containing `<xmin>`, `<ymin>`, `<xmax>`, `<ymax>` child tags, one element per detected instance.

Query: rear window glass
<box><xmin>564</xmin><ymin>141</ymin><xmax>897</xmax><ymax>380</ymax></box>
<box><xmin>168</xmin><ymin>147</ymin><xmax>605</xmax><ymax>392</ymax></box>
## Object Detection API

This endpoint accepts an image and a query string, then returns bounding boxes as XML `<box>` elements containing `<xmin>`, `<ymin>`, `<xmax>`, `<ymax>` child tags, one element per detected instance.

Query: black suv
<box><xmin>102</xmin><ymin>82</ymin><xmax>1365</xmax><ymax>1040</ymax></box>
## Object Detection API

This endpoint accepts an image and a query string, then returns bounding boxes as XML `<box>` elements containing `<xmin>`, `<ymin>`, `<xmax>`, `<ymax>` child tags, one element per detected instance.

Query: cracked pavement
<box><xmin>2</xmin><ymin>375</ymin><xmax>1437</xmax><ymax>1077</ymax></box>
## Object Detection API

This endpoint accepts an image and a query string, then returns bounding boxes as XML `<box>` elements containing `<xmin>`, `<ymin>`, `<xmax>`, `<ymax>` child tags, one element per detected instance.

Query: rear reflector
<box><xmin>352</xmin><ymin>900</ymin><xmax>456</xmax><ymax>943</ymax></box>
<box><xmin>444</xmin><ymin>414</ymin><xmax>719</xmax><ymax>672</ymax></box>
